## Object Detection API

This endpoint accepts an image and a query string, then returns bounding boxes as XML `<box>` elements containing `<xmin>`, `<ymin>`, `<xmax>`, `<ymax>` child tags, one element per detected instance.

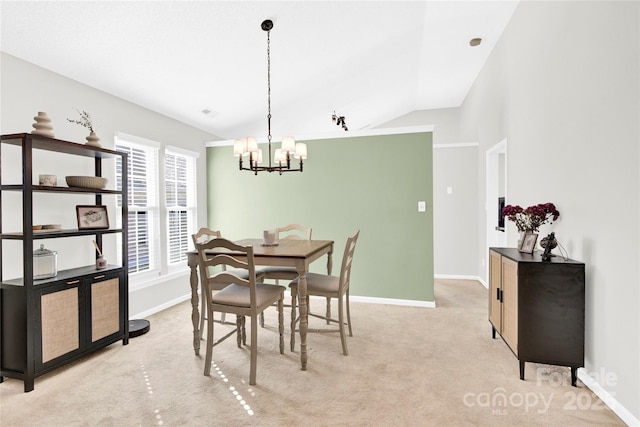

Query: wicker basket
<box><xmin>65</xmin><ymin>176</ymin><xmax>108</xmax><ymax>190</ymax></box>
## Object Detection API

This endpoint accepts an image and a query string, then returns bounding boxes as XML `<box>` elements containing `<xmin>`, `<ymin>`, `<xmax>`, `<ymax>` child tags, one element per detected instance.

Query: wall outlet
<box><xmin>418</xmin><ymin>201</ymin><xmax>426</xmax><ymax>212</ymax></box>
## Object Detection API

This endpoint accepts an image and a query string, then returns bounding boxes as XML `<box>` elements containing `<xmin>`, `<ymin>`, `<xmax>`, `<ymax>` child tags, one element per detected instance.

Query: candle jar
<box><xmin>33</xmin><ymin>244</ymin><xmax>58</xmax><ymax>280</ymax></box>
<box><xmin>96</xmin><ymin>255</ymin><xmax>107</xmax><ymax>270</ymax></box>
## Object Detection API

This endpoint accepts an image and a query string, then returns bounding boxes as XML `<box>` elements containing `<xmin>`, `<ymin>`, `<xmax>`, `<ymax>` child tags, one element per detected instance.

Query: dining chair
<box><xmin>191</xmin><ymin>227</ymin><xmax>265</xmax><ymax>339</ymax></box>
<box><xmin>196</xmin><ymin>237</ymin><xmax>285</xmax><ymax>385</ymax></box>
<box><xmin>289</xmin><ymin>229</ymin><xmax>360</xmax><ymax>355</ymax></box>
<box><xmin>259</xmin><ymin>224</ymin><xmax>314</xmax><ymax>327</ymax></box>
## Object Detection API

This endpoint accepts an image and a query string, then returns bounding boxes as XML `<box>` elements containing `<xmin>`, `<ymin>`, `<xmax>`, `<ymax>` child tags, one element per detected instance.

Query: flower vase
<box><xmin>85</xmin><ymin>132</ymin><xmax>101</xmax><ymax>147</ymax></box>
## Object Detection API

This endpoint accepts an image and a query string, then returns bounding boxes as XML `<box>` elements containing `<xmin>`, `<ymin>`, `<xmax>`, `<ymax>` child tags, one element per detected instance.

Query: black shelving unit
<box><xmin>0</xmin><ymin>133</ymin><xmax>129</xmax><ymax>392</ymax></box>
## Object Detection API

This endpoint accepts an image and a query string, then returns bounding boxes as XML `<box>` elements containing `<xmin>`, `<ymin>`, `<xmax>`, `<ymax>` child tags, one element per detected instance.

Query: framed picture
<box><xmin>519</xmin><ymin>233</ymin><xmax>538</xmax><ymax>254</ymax></box>
<box><xmin>76</xmin><ymin>205</ymin><xmax>109</xmax><ymax>229</ymax></box>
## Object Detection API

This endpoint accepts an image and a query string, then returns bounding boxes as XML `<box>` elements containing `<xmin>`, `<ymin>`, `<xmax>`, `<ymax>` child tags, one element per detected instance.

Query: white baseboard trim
<box><xmin>434</xmin><ymin>274</ymin><xmax>488</xmax><ymax>289</ymax></box>
<box><xmin>132</xmin><ymin>291</ymin><xmax>436</xmax><ymax>320</ymax></box>
<box><xmin>578</xmin><ymin>368</ymin><xmax>640</xmax><ymax>426</ymax></box>
<box><xmin>349</xmin><ymin>295</ymin><xmax>435</xmax><ymax>308</ymax></box>
<box><xmin>129</xmin><ymin>293</ymin><xmax>191</xmax><ymax>319</ymax></box>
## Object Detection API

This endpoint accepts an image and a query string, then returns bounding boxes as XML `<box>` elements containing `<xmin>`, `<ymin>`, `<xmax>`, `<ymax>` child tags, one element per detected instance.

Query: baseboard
<box><xmin>578</xmin><ymin>368</ymin><xmax>640</xmax><ymax>426</ymax></box>
<box><xmin>349</xmin><ymin>295</ymin><xmax>435</xmax><ymax>308</ymax></box>
<box><xmin>131</xmin><ymin>291</ymin><xmax>436</xmax><ymax>320</ymax></box>
<box><xmin>129</xmin><ymin>293</ymin><xmax>191</xmax><ymax>319</ymax></box>
<box><xmin>133</xmin><ymin>276</ymin><xmax>463</xmax><ymax>319</ymax></box>
<box><xmin>435</xmin><ymin>274</ymin><xmax>488</xmax><ymax>289</ymax></box>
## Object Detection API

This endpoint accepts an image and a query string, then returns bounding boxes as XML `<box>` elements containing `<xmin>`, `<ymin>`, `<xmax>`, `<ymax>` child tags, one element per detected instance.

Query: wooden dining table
<box><xmin>186</xmin><ymin>238</ymin><xmax>334</xmax><ymax>370</ymax></box>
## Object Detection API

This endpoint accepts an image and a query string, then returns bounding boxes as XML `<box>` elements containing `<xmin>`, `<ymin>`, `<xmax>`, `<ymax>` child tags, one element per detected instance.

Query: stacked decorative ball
<box><xmin>31</xmin><ymin>112</ymin><xmax>55</xmax><ymax>137</ymax></box>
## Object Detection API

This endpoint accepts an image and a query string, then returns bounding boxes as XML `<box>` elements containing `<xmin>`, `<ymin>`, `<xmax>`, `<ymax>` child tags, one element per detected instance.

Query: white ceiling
<box><xmin>0</xmin><ymin>1</ymin><xmax>519</xmax><ymax>141</ymax></box>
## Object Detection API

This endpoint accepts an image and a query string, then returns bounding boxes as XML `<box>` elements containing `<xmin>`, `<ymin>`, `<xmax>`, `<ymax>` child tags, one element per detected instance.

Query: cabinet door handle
<box><xmin>93</xmin><ymin>275</ymin><xmax>105</xmax><ymax>280</ymax></box>
<box><xmin>499</xmin><ymin>289</ymin><xmax>504</xmax><ymax>303</ymax></box>
<box><xmin>496</xmin><ymin>288</ymin><xmax>500</xmax><ymax>301</ymax></box>
<box><xmin>66</xmin><ymin>280</ymin><xmax>80</xmax><ymax>285</ymax></box>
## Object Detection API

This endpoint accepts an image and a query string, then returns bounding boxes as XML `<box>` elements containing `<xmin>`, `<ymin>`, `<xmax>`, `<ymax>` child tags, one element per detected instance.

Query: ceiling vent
<box><xmin>201</xmin><ymin>108</ymin><xmax>218</xmax><ymax>118</ymax></box>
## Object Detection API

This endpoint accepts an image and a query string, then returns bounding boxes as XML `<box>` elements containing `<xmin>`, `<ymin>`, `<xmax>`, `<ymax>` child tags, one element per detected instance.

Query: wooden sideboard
<box><xmin>488</xmin><ymin>247</ymin><xmax>585</xmax><ymax>386</ymax></box>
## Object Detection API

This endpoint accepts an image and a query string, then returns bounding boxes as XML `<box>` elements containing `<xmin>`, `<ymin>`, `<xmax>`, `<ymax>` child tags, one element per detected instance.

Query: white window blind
<box><xmin>115</xmin><ymin>138</ymin><xmax>160</xmax><ymax>276</ymax></box>
<box><xmin>165</xmin><ymin>148</ymin><xmax>197</xmax><ymax>265</ymax></box>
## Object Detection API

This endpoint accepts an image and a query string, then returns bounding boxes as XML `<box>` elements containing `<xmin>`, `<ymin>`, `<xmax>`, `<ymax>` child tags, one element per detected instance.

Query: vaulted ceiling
<box><xmin>1</xmin><ymin>1</ymin><xmax>519</xmax><ymax>140</ymax></box>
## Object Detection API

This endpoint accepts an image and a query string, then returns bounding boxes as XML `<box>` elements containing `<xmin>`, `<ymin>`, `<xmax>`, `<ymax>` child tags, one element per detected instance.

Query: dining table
<box><xmin>186</xmin><ymin>238</ymin><xmax>334</xmax><ymax>371</ymax></box>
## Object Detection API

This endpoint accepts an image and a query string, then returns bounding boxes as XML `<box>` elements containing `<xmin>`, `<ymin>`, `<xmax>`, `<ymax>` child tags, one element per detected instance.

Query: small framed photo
<box><xmin>76</xmin><ymin>205</ymin><xmax>109</xmax><ymax>229</ymax></box>
<box><xmin>519</xmin><ymin>233</ymin><xmax>538</xmax><ymax>254</ymax></box>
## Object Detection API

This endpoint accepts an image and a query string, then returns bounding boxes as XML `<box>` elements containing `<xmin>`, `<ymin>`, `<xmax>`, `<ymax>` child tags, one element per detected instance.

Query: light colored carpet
<box><xmin>0</xmin><ymin>279</ymin><xmax>624</xmax><ymax>426</ymax></box>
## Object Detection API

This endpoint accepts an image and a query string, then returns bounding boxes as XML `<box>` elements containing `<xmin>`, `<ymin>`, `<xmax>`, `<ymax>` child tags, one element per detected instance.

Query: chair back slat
<box><xmin>276</xmin><ymin>224</ymin><xmax>312</xmax><ymax>241</ymax></box>
<box><xmin>210</xmin><ymin>271</ymin><xmax>251</xmax><ymax>289</ymax></box>
<box><xmin>191</xmin><ymin>227</ymin><xmax>222</xmax><ymax>246</ymax></box>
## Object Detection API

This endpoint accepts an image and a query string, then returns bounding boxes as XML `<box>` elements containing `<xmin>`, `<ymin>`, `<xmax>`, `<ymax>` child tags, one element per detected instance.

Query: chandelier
<box><xmin>233</xmin><ymin>19</ymin><xmax>307</xmax><ymax>175</ymax></box>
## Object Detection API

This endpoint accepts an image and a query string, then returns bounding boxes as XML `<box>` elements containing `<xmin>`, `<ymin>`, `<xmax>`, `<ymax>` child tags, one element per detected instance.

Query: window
<box><xmin>115</xmin><ymin>135</ymin><xmax>160</xmax><ymax>276</ymax></box>
<box><xmin>165</xmin><ymin>148</ymin><xmax>197</xmax><ymax>265</ymax></box>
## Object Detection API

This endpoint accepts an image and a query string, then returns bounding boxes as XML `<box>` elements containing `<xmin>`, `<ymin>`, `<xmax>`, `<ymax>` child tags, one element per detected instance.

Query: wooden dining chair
<box><xmin>192</xmin><ymin>227</ymin><xmax>265</xmax><ymax>339</ymax></box>
<box><xmin>259</xmin><ymin>224</ymin><xmax>313</xmax><ymax>327</ymax></box>
<box><xmin>196</xmin><ymin>237</ymin><xmax>285</xmax><ymax>385</ymax></box>
<box><xmin>192</xmin><ymin>228</ymin><xmax>224</xmax><ymax>338</ymax></box>
<box><xmin>289</xmin><ymin>229</ymin><xmax>360</xmax><ymax>355</ymax></box>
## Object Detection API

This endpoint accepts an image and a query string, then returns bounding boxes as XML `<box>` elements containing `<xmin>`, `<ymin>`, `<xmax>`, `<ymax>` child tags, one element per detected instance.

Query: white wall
<box><xmin>0</xmin><ymin>53</ymin><xmax>217</xmax><ymax>316</ymax></box>
<box><xmin>378</xmin><ymin>108</ymin><xmax>479</xmax><ymax>277</ymax></box>
<box><xmin>380</xmin><ymin>1</ymin><xmax>640</xmax><ymax>422</ymax></box>
<box><xmin>460</xmin><ymin>1</ymin><xmax>639</xmax><ymax>421</ymax></box>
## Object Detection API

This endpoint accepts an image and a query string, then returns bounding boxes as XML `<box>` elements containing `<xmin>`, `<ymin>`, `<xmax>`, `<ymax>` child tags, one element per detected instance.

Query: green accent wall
<box><xmin>206</xmin><ymin>131</ymin><xmax>434</xmax><ymax>302</ymax></box>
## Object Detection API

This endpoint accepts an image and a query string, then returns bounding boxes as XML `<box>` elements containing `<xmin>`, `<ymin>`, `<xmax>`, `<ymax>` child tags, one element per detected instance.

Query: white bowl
<box><xmin>65</xmin><ymin>176</ymin><xmax>107</xmax><ymax>189</ymax></box>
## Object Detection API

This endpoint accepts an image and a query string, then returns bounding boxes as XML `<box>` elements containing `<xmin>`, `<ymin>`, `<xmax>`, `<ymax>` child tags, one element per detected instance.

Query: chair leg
<box><xmin>204</xmin><ymin>306</ymin><xmax>214</xmax><ymax>376</ymax></box>
<box><xmin>260</xmin><ymin>278</ymin><xmax>279</xmax><ymax>328</ymax></box>
<box><xmin>338</xmin><ymin>296</ymin><xmax>348</xmax><ymax>355</ymax></box>
<box><xmin>236</xmin><ymin>315</ymin><xmax>243</xmax><ymax>348</ymax></box>
<box><xmin>346</xmin><ymin>290</ymin><xmax>353</xmax><ymax>337</ymax></box>
<box><xmin>201</xmin><ymin>296</ymin><xmax>226</xmax><ymax>341</ymax></box>
<box><xmin>290</xmin><ymin>287</ymin><xmax>297</xmax><ymax>352</ymax></box>
<box><xmin>325</xmin><ymin>296</ymin><xmax>331</xmax><ymax>325</ymax></box>
<box><xmin>249</xmin><ymin>314</ymin><xmax>258</xmax><ymax>385</ymax></box>
<box><xmin>242</xmin><ymin>316</ymin><xmax>247</xmax><ymax>345</ymax></box>
<box><xmin>199</xmin><ymin>290</ymin><xmax>206</xmax><ymax>340</ymax></box>
<box><xmin>278</xmin><ymin>297</ymin><xmax>284</xmax><ymax>354</ymax></box>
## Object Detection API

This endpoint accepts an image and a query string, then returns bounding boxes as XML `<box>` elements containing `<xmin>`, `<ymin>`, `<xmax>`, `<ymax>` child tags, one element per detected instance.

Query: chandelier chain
<box><xmin>267</xmin><ymin>29</ymin><xmax>272</xmax><ymax>145</ymax></box>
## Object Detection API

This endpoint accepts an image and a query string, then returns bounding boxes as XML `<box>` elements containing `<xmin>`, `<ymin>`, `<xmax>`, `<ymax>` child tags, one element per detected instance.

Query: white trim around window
<box><xmin>164</xmin><ymin>147</ymin><xmax>198</xmax><ymax>268</ymax></box>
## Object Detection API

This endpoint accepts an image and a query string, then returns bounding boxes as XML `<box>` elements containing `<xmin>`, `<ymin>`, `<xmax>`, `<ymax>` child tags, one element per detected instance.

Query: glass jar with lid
<box><xmin>33</xmin><ymin>244</ymin><xmax>57</xmax><ymax>280</ymax></box>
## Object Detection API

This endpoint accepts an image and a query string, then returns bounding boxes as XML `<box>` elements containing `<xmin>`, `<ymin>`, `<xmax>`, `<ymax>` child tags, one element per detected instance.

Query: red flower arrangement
<box><xmin>502</xmin><ymin>202</ymin><xmax>560</xmax><ymax>233</ymax></box>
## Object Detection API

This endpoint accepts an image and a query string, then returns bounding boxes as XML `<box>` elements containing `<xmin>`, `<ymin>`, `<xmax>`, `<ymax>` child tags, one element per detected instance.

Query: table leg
<box><xmin>188</xmin><ymin>259</ymin><xmax>201</xmax><ymax>356</ymax></box>
<box><xmin>298</xmin><ymin>271</ymin><xmax>308</xmax><ymax>370</ymax></box>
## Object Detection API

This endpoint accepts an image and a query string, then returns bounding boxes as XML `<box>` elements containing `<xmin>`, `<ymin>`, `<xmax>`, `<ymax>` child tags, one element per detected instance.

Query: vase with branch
<box><xmin>67</xmin><ymin>109</ymin><xmax>100</xmax><ymax>147</ymax></box>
